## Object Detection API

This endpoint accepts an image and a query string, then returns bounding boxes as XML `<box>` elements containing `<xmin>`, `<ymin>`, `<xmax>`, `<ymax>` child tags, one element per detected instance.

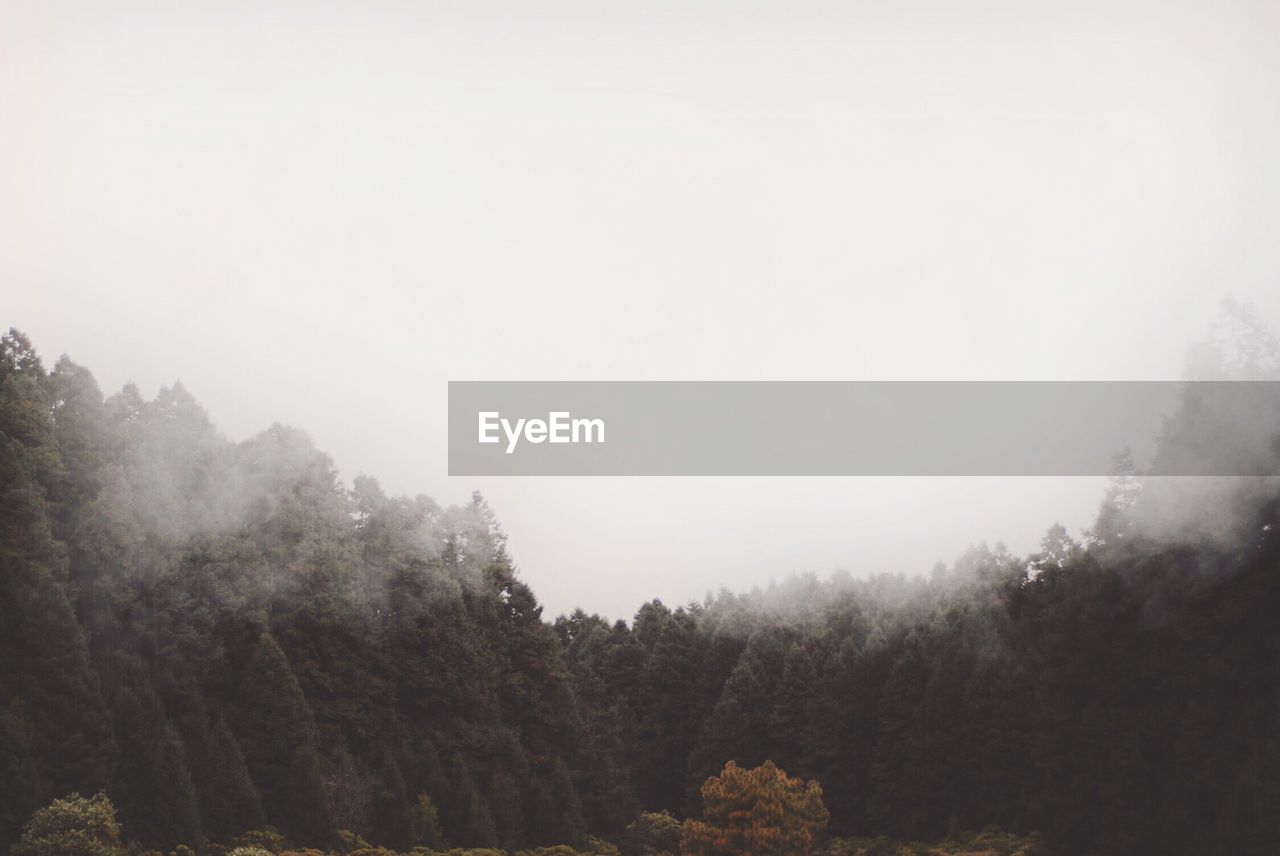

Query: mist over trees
<box><xmin>3</xmin><ymin>321</ymin><xmax>1280</xmax><ymax>855</ymax></box>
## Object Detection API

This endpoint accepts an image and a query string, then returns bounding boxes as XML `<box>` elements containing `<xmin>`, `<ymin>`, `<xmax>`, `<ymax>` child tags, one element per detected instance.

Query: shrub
<box><xmin>232</xmin><ymin>829</ymin><xmax>289</xmax><ymax>854</ymax></box>
<box><xmin>814</xmin><ymin>830</ymin><xmax>1044</xmax><ymax>856</ymax></box>
<box><xmin>624</xmin><ymin>811</ymin><xmax>681</xmax><ymax>856</ymax></box>
<box><xmin>334</xmin><ymin>831</ymin><xmax>371</xmax><ymax>854</ymax></box>
<box><xmin>227</xmin><ymin>848</ymin><xmax>274</xmax><ymax>856</ymax></box>
<box><xmin>584</xmin><ymin>837</ymin><xmax>622</xmax><ymax>856</ymax></box>
<box><xmin>12</xmin><ymin>792</ymin><xmax>123</xmax><ymax>856</ymax></box>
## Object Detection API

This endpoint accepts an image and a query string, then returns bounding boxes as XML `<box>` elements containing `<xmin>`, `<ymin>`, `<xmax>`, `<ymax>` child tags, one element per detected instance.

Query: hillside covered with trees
<box><xmin>3</xmin><ymin>325</ymin><xmax>1280</xmax><ymax>855</ymax></box>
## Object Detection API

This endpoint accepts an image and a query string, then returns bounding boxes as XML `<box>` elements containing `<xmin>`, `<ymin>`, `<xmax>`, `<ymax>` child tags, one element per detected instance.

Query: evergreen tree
<box><xmin>866</xmin><ymin>639</ymin><xmax>927</xmax><ymax>837</ymax></box>
<box><xmin>0</xmin><ymin>331</ymin><xmax>114</xmax><ymax>815</ymax></box>
<box><xmin>367</xmin><ymin>750</ymin><xmax>412</xmax><ymax>851</ymax></box>
<box><xmin>233</xmin><ymin>634</ymin><xmax>332</xmax><ymax>845</ymax></box>
<box><xmin>0</xmin><ymin>558</ymin><xmax>114</xmax><ymax>806</ymax></box>
<box><xmin>681</xmin><ymin>761</ymin><xmax>829</xmax><ymax>856</ymax></box>
<box><xmin>633</xmin><ymin>605</ymin><xmax>707</xmax><ymax>812</ymax></box>
<box><xmin>110</xmin><ymin>686</ymin><xmax>203</xmax><ymax>851</ymax></box>
<box><xmin>5</xmin><ymin>328</ymin><xmax>1280</xmax><ymax>855</ymax></box>
<box><xmin>198</xmin><ymin>716</ymin><xmax>266</xmax><ymax>842</ymax></box>
<box><xmin>319</xmin><ymin>747</ymin><xmax>370</xmax><ymax>838</ymax></box>
<box><xmin>444</xmin><ymin>756</ymin><xmax>497</xmax><ymax>848</ymax></box>
<box><xmin>487</xmin><ymin>766</ymin><xmax>526</xmax><ymax>851</ymax></box>
<box><xmin>408</xmin><ymin>793</ymin><xmax>445</xmax><ymax>850</ymax></box>
<box><xmin>524</xmin><ymin>759</ymin><xmax>586</xmax><ymax>847</ymax></box>
<box><xmin>768</xmin><ymin>643</ymin><xmax>818</xmax><ymax>778</ymax></box>
<box><xmin>0</xmin><ymin>706</ymin><xmax>40</xmax><ymax>849</ymax></box>
<box><xmin>1086</xmin><ymin>447</ymin><xmax>1140</xmax><ymax>547</ymax></box>
<box><xmin>692</xmin><ymin>631</ymin><xmax>787</xmax><ymax>789</ymax></box>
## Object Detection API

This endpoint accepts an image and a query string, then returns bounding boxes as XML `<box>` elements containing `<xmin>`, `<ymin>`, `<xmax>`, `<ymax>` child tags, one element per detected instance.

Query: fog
<box><xmin>5</xmin><ymin>0</ymin><xmax>1280</xmax><ymax>619</ymax></box>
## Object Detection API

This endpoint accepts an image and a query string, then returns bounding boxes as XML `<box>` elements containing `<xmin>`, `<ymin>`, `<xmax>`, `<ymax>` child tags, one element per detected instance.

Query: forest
<box><xmin>2</xmin><ymin>324</ymin><xmax>1280</xmax><ymax>856</ymax></box>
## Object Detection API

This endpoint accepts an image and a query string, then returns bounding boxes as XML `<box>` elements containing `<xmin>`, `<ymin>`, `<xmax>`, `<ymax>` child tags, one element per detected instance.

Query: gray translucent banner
<box><xmin>447</xmin><ymin>382</ymin><xmax>1280</xmax><ymax>476</ymax></box>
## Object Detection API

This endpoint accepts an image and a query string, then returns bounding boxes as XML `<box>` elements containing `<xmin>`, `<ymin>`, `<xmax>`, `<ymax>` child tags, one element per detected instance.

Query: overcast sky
<box><xmin>5</xmin><ymin>1</ymin><xmax>1280</xmax><ymax>619</ymax></box>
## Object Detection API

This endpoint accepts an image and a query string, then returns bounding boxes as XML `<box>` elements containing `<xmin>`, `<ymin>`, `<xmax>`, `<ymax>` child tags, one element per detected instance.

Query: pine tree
<box><xmin>692</xmin><ymin>631</ymin><xmax>787</xmax><ymax>788</ymax></box>
<box><xmin>198</xmin><ymin>716</ymin><xmax>266</xmax><ymax>842</ymax></box>
<box><xmin>633</xmin><ymin>605</ymin><xmax>707</xmax><ymax>812</ymax></box>
<box><xmin>484</xmin><ymin>549</ymin><xmax>586</xmax><ymax>845</ymax></box>
<box><xmin>367</xmin><ymin>750</ymin><xmax>412</xmax><ymax>851</ymax></box>
<box><xmin>487</xmin><ymin>766</ymin><xmax>526</xmax><ymax>850</ymax></box>
<box><xmin>444</xmin><ymin>756</ymin><xmax>497</xmax><ymax>848</ymax></box>
<box><xmin>1086</xmin><ymin>447</ymin><xmax>1140</xmax><ymax>546</ymax></box>
<box><xmin>110</xmin><ymin>686</ymin><xmax>203</xmax><ymax>851</ymax></box>
<box><xmin>0</xmin><ymin>705</ymin><xmax>40</xmax><ymax>850</ymax></box>
<box><xmin>1030</xmin><ymin>522</ymin><xmax>1081</xmax><ymax>575</ymax></box>
<box><xmin>769</xmin><ymin>644</ymin><xmax>818</xmax><ymax>778</ymax></box>
<box><xmin>0</xmin><ymin>332</ymin><xmax>115</xmax><ymax>809</ymax></box>
<box><xmin>45</xmin><ymin>355</ymin><xmax>111</xmax><ymax>541</ymax></box>
<box><xmin>681</xmin><ymin>761</ymin><xmax>829</xmax><ymax>856</ymax></box>
<box><xmin>402</xmin><ymin>735</ymin><xmax>449</xmax><ymax>823</ymax></box>
<box><xmin>525</xmin><ymin>759</ymin><xmax>586</xmax><ymax>847</ymax></box>
<box><xmin>866</xmin><ymin>639</ymin><xmax>927</xmax><ymax>837</ymax></box>
<box><xmin>408</xmin><ymin>793</ymin><xmax>445</xmax><ymax>850</ymax></box>
<box><xmin>319</xmin><ymin>747</ymin><xmax>370</xmax><ymax>837</ymax></box>
<box><xmin>233</xmin><ymin>633</ymin><xmax>332</xmax><ymax>845</ymax></box>
<box><xmin>1</xmin><ymin>558</ymin><xmax>115</xmax><ymax>803</ymax></box>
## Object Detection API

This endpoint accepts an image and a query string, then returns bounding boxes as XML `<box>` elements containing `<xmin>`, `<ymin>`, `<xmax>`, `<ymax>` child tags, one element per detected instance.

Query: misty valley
<box><xmin>3</xmin><ymin>325</ymin><xmax>1280</xmax><ymax>856</ymax></box>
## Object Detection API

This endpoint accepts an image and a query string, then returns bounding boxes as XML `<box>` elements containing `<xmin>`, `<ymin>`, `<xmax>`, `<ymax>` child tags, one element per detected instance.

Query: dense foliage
<box><xmin>10</xmin><ymin>793</ymin><xmax>123</xmax><ymax>856</ymax></box>
<box><xmin>680</xmin><ymin>761</ymin><xmax>827</xmax><ymax>855</ymax></box>
<box><xmin>0</xmin><ymin>329</ymin><xmax>585</xmax><ymax>853</ymax></box>
<box><xmin>3</xmin><ymin>326</ymin><xmax>1280</xmax><ymax>855</ymax></box>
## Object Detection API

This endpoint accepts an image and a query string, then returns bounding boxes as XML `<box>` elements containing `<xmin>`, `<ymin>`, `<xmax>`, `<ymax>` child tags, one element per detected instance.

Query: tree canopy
<box><xmin>3</xmin><ymin>325</ymin><xmax>1280</xmax><ymax>855</ymax></box>
<box><xmin>681</xmin><ymin>761</ymin><xmax>828</xmax><ymax>856</ymax></box>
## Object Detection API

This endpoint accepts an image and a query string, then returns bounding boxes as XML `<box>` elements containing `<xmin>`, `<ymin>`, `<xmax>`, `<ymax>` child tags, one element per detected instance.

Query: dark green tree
<box><xmin>110</xmin><ymin>686</ymin><xmax>203</xmax><ymax>851</ymax></box>
<box><xmin>197</xmin><ymin>716</ymin><xmax>266</xmax><ymax>842</ymax></box>
<box><xmin>768</xmin><ymin>643</ymin><xmax>818</xmax><ymax>778</ymax></box>
<box><xmin>367</xmin><ymin>750</ymin><xmax>413</xmax><ymax>851</ymax></box>
<box><xmin>233</xmin><ymin>633</ymin><xmax>332</xmax><ymax>845</ymax></box>
<box><xmin>444</xmin><ymin>756</ymin><xmax>497</xmax><ymax>848</ymax></box>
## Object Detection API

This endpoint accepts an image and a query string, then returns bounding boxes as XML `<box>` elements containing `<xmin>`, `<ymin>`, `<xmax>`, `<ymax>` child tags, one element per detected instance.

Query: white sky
<box><xmin>4</xmin><ymin>0</ymin><xmax>1280</xmax><ymax>619</ymax></box>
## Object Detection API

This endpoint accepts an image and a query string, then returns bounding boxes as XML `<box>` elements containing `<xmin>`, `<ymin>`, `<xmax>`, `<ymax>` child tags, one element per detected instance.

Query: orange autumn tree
<box><xmin>681</xmin><ymin>760</ymin><xmax>830</xmax><ymax>856</ymax></box>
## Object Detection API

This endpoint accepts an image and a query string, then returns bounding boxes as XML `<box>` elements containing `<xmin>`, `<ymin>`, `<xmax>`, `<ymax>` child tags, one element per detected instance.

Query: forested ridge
<box><xmin>3</xmin><ymin>326</ymin><xmax>1280</xmax><ymax>856</ymax></box>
